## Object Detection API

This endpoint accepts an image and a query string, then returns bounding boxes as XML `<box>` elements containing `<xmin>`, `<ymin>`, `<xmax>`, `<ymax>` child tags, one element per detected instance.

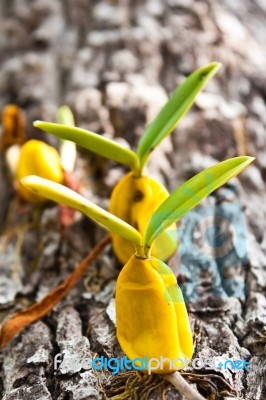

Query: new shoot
<box><xmin>20</xmin><ymin>155</ymin><xmax>253</xmax><ymax>373</ymax></box>
<box><xmin>33</xmin><ymin>63</ymin><xmax>221</xmax><ymax>263</ymax></box>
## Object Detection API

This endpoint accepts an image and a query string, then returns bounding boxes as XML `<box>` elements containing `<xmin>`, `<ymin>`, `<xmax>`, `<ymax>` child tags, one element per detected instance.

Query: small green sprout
<box><xmin>20</xmin><ymin>156</ymin><xmax>253</xmax><ymax>379</ymax></box>
<box><xmin>32</xmin><ymin>62</ymin><xmax>221</xmax><ymax>263</ymax></box>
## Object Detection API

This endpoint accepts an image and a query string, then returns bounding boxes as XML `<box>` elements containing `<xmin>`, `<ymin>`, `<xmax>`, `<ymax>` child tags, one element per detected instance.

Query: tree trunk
<box><xmin>0</xmin><ymin>0</ymin><xmax>266</xmax><ymax>399</ymax></box>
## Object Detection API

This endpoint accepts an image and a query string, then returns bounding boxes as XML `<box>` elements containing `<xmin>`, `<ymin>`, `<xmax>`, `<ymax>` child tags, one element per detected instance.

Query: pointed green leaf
<box><xmin>20</xmin><ymin>175</ymin><xmax>143</xmax><ymax>248</ymax></box>
<box><xmin>34</xmin><ymin>121</ymin><xmax>139</xmax><ymax>172</ymax></box>
<box><xmin>56</xmin><ymin>106</ymin><xmax>77</xmax><ymax>173</ymax></box>
<box><xmin>57</xmin><ymin>105</ymin><xmax>75</xmax><ymax>126</ymax></box>
<box><xmin>137</xmin><ymin>62</ymin><xmax>221</xmax><ymax>171</ymax></box>
<box><xmin>144</xmin><ymin>156</ymin><xmax>254</xmax><ymax>250</ymax></box>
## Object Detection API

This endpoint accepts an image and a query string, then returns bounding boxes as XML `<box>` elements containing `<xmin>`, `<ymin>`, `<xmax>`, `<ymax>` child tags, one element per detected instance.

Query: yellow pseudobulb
<box><xmin>16</xmin><ymin>139</ymin><xmax>64</xmax><ymax>203</ymax></box>
<box><xmin>116</xmin><ymin>255</ymin><xmax>193</xmax><ymax>374</ymax></box>
<box><xmin>109</xmin><ymin>172</ymin><xmax>178</xmax><ymax>264</ymax></box>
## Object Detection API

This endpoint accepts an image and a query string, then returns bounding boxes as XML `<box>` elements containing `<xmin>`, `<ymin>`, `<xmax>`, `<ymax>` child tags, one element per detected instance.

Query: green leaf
<box><xmin>56</xmin><ymin>106</ymin><xmax>77</xmax><ymax>173</ymax></box>
<box><xmin>57</xmin><ymin>105</ymin><xmax>75</xmax><ymax>126</ymax></box>
<box><xmin>144</xmin><ymin>156</ymin><xmax>254</xmax><ymax>250</ymax></box>
<box><xmin>34</xmin><ymin>121</ymin><xmax>139</xmax><ymax>172</ymax></box>
<box><xmin>20</xmin><ymin>175</ymin><xmax>143</xmax><ymax>249</ymax></box>
<box><xmin>137</xmin><ymin>62</ymin><xmax>221</xmax><ymax>171</ymax></box>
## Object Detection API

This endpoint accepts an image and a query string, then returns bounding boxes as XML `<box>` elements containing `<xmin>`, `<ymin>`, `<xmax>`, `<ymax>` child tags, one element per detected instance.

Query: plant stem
<box><xmin>131</xmin><ymin>164</ymin><xmax>142</xmax><ymax>178</ymax></box>
<box><xmin>135</xmin><ymin>244</ymin><xmax>147</xmax><ymax>259</ymax></box>
<box><xmin>163</xmin><ymin>371</ymin><xmax>207</xmax><ymax>400</ymax></box>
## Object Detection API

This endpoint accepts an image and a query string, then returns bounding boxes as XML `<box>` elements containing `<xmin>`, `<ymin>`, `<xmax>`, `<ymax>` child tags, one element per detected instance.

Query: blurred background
<box><xmin>0</xmin><ymin>1</ymin><xmax>266</xmax><ymax>399</ymax></box>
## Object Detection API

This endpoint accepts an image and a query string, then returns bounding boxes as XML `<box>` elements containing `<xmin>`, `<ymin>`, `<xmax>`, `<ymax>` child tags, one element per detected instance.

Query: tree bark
<box><xmin>1</xmin><ymin>0</ymin><xmax>266</xmax><ymax>399</ymax></box>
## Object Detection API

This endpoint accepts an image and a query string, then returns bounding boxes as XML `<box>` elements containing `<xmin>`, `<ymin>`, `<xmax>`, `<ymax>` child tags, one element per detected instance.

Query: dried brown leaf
<box><xmin>0</xmin><ymin>234</ymin><xmax>110</xmax><ymax>349</ymax></box>
<box><xmin>1</xmin><ymin>104</ymin><xmax>26</xmax><ymax>151</ymax></box>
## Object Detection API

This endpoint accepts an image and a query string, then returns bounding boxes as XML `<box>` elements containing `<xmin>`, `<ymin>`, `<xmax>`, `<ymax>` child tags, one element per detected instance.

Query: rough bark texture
<box><xmin>0</xmin><ymin>0</ymin><xmax>266</xmax><ymax>399</ymax></box>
